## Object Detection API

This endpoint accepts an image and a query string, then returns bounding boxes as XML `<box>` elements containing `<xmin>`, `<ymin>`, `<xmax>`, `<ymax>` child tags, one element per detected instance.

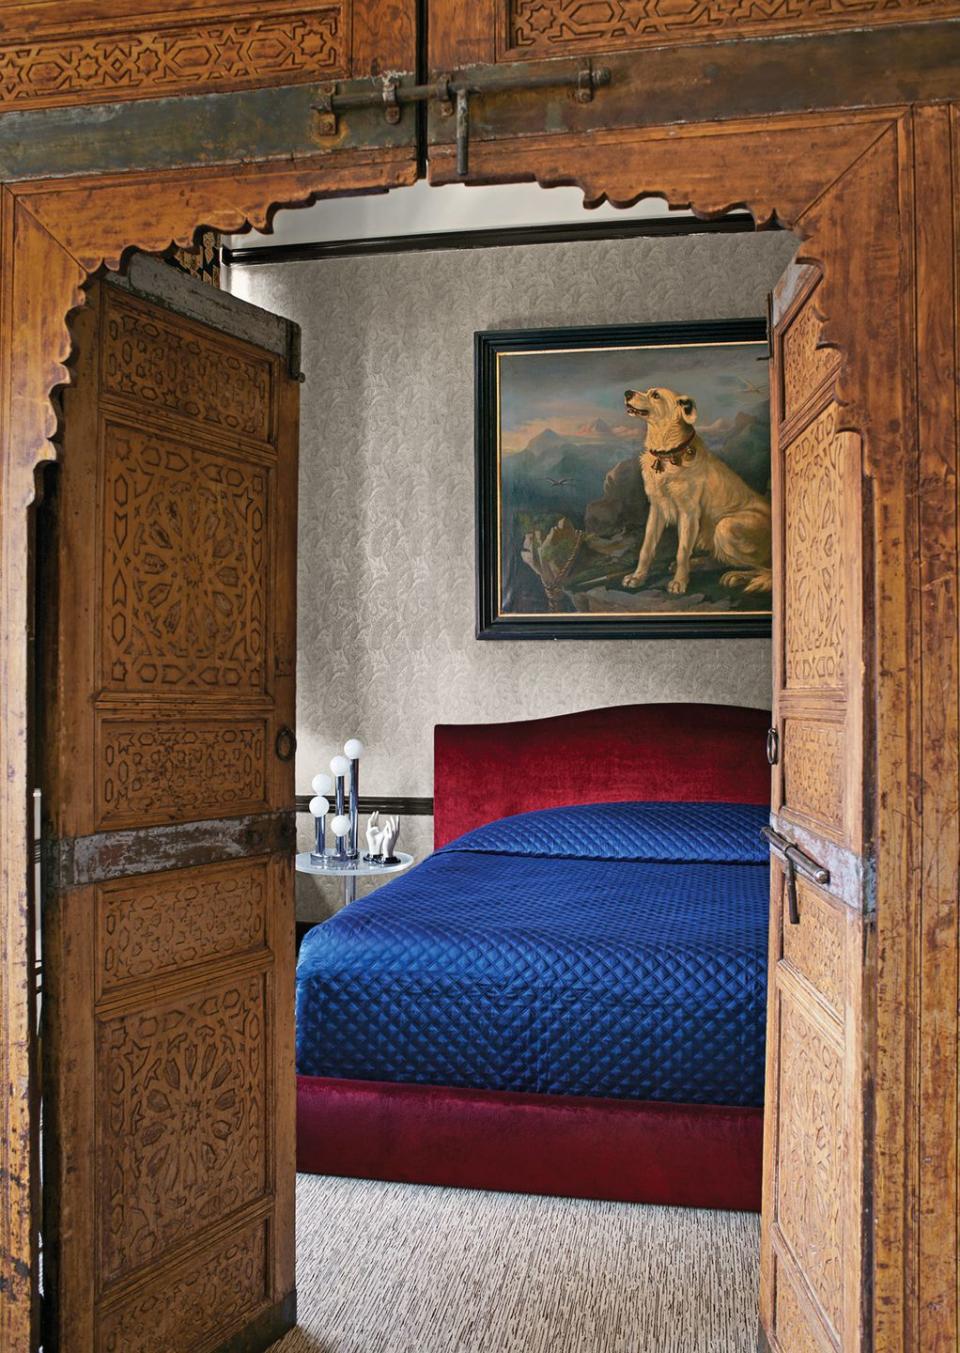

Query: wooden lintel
<box><xmin>0</xmin><ymin>77</ymin><xmax>416</xmax><ymax>183</ymax></box>
<box><xmin>428</xmin><ymin>21</ymin><xmax>960</xmax><ymax>157</ymax></box>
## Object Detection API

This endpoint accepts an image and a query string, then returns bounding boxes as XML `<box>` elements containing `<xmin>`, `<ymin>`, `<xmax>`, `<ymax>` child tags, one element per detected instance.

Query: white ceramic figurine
<box><xmin>378</xmin><ymin>815</ymin><xmax>401</xmax><ymax>863</ymax></box>
<box><xmin>364</xmin><ymin>811</ymin><xmax>383</xmax><ymax>861</ymax></box>
<box><xmin>363</xmin><ymin>812</ymin><xmax>401</xmax><ymax>862</ymax></box>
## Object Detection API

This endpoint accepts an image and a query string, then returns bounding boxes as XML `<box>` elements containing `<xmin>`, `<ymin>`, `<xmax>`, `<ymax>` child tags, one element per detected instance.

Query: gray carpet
<box><xmin>273</xmin><ymin>1174</ymin><xmax>759</xmax><ymax>1353</ymax></box>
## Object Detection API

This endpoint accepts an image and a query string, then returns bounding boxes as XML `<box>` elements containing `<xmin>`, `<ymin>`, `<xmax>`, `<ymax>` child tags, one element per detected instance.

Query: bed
<box><xmin>296</xmin><ymin>702</ymin><xmax>772</xmax><ymax>1211</ymax></box>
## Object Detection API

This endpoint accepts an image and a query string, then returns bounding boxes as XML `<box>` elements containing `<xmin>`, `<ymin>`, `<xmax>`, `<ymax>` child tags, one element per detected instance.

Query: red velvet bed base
<box><xmin>297</xmin><ymin>1075</ymin><xmax>763</xmax><ymax>1212</ymax></box>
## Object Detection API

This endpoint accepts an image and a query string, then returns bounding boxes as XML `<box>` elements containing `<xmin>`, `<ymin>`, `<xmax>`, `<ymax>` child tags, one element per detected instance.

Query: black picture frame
<box><xmin>475</xmin><ymin>318</ymin><xmax>772</xmax><ymax>640</ymax></box>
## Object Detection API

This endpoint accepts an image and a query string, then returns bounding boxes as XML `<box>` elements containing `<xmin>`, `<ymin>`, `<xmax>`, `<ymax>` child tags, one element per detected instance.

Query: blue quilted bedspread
<box><xmin>296</xmin><ymin>802</ymin><xmax>770</xmax><ymax>1105</ymax></box>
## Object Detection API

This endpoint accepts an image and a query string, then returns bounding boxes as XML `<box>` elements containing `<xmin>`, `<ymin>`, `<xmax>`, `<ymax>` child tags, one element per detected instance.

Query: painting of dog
<box><xmin>622</xmin><ymin>385</ymin><xmax>772</xmax><ymax>596</ymax></box>
<box><xmin>475</xmin><ymin>319</ymin><xmax>772</xmax><ymax>638</ymax></box>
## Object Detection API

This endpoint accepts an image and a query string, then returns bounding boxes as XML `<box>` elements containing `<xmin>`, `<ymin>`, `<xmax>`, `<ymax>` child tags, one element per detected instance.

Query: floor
<box><xmin>273</xmin><ymin>1174</ymin><xmax>760</xmax><ymax>1353</ymax></box>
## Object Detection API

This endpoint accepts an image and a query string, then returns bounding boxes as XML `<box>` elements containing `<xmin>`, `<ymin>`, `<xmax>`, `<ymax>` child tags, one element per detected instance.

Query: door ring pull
<box><xmin>766</xmin><ymin>727</ymin><xmax>779</xmax><ymax>766</ymax></box>
<box><xmin>275</xmin><ymin>725</ymin><xmax>296</xmax><ymax>762</ymax></box>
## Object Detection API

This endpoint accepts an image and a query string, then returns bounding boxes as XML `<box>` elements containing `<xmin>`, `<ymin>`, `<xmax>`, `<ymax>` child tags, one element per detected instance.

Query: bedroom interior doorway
<box><xmin>0</xmin><ymin>8</ymin><xmax>957</xmax><ymax>1353</ymax></box>
<box><xmin>36</xmin><ymin>201</ymin><xmax>808</xmax><ymax>1353</ymax></box>
<box><xmin>219</xmin><ymin>197</ymin><xmax>863</xmax><ymax>1353</ymax></box>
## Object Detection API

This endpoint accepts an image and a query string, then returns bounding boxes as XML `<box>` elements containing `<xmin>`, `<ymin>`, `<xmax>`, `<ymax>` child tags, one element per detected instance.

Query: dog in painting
<box><xmin>622</xmin><ymin>386</ymin><xmax>772</xmax><ymax>595</ymax></box>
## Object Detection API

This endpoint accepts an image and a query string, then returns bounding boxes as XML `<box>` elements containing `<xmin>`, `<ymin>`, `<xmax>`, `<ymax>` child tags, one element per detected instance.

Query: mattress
<box><xmin>296</xmin><ymin>801</ymin><xmax>771</xmax><ymax>1106</ymax></box>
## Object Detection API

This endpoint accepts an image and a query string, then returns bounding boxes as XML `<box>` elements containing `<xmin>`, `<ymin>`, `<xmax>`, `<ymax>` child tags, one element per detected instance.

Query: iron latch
<box><xmin>761</xmin><ymin>825</ymin><xmax>830</xmax><ymax>925</ymax></box>
<box><xmin>313</xmin><ymin>62</ymin><xmax>611</xmax><ymax>177</ymax></box>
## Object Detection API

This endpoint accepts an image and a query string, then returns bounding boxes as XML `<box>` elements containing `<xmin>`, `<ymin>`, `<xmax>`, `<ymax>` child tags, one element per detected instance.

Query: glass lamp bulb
<box><xmin>330</xmin><ymin>754</ymin><xmax>351</xmax><ymax>778</ymax></box>
<box><xmin>308</xmin><ymin>795</ymin><xmax>330</xmax><ymax>818</ymax></box>
<box><xmin>344</xmin><ymin>738</ymin><xmax>364</xmax><ymax>760</ymax></box>
<box><xmin>312</xmin><ymin>772</ymin><xmax>334</xmax><ymax>795</ymax></box>
<box><xmin>330</xmin><ymin>813</ymin><xmax>351</xmax><ymax>837</ymax></box>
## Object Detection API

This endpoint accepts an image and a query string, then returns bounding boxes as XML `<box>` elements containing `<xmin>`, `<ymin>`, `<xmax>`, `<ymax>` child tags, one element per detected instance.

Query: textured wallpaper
<box><xmin>228</xmin><ymin>229</ymin><xmax>797</xmax><ymax>918</ymax></box>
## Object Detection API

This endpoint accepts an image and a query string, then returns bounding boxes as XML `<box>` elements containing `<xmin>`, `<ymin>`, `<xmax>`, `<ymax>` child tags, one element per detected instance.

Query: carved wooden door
<box><xmin>40</xmin><ymin>256</ymin><xmax>299</xmax><ymax>1353</ymax></box>
<box><xmin>759</xmin><ymin>262</ymin><xmax>867</xmax><ymax>1353</ymax></box>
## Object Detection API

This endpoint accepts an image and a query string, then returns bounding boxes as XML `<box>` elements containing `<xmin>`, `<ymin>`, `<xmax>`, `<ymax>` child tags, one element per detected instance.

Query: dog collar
<box><xmin>647</xmin><ymin>428</ymin><xmax>697</xmax><ymax>472</ymax></box>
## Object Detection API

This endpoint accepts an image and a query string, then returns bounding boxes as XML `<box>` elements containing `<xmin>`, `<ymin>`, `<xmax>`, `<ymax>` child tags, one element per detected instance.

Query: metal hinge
<box><xmin>313</xmin><ymin>61</ymin><xmax>611</xmax><ymax>178</ymax></box>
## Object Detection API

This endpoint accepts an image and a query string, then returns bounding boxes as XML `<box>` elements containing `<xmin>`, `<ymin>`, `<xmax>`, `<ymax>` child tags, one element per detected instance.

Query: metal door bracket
<box><xmin>761</xmin><ymin>825</ymin><xmax>830</xmax><ymax>925</ymax></box>
<box><xmin>312</xmin><ymin>61</ymin><xmax>611</xmax><ymax>177</ymax></box>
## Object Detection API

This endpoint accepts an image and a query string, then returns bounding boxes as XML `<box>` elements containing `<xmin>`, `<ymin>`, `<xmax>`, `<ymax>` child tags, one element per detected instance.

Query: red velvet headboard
<box><xmin>433</xmin><ymin>703</ymin><xmax>771</xmax><ymax>847</ymax></box>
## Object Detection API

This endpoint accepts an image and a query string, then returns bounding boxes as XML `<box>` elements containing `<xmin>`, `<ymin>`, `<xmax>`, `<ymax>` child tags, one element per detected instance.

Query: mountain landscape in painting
<box><xmin>501</xmin><ymin>394</ymin><xmax>771</xmax><ymax>617</ymax></box>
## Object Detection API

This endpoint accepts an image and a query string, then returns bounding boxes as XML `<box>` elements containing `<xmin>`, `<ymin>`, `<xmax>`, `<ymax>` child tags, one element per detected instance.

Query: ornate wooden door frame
<box><xmin>0</xmin><ymin>51</ymin><xmax>956</xmax><ymax>1353</ymax></box>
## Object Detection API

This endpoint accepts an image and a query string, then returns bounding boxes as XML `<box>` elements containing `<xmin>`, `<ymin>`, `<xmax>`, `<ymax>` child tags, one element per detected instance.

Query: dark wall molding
<box><xmin>222</xmin><ymin>214</ymin><xmax>762</xmax><ymax>267</ymax></box>
<box><xmin>295</xmin><ymin>794</ymin><xmax>434</xmax><ymax>817</ymax></box>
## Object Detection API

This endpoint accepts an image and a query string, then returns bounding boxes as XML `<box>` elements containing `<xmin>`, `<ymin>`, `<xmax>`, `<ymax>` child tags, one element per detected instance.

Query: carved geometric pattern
<box><xmin>97</xmin><ymin>718</ymin><xmax>268</xmax><ymax>829</ymax></box>
<box><xmin>782</xmin><ymin>717</ymin><xmax>844</xmax><ymax>834</ymax></box>
<box><xmin>507</xmin><ymin>0</ymin><xmax>960</xmax><ymax>55</ymax></box>
<box><xmin>97</xmin><ymin>975</ymin><xmax>268</xmax><ymax>1287</ymax></box>
<box><xmin>784</xmin><ymin>404</ymin><xmax>847</xmax><ymax>688</ymax></box>
<box><xmin>0</xmin><ymin>10</ymin><xmax>346</xmax><ymax>111</ymax></box>
<box><xmin>774</xmin><ymin>1265</ymin><xmax>829</xmax><ymax>1353</ymax></box>
<box><xmin>776</xmin><ymin>995</ymin><xmax>844</xmax><ymax>1338</ymax></box>
<box><xmin>170</xmin><ymin>229</ymin><xmax>222</xmax><ymax>289</ymax></box>
<box><xmin>781</xmin><ymin>879</ymin><xmax>844</xmax><ymax>1016</ymax></box>
<box><xmin>782</xmin><ymin>296</ymin><xmax>840</xmax><ymax>424</ymax></box>
<box><xmin>99</xmin><ymin>861</ymin><xmax>268</xmax><ymax>995</ymax></box>
<box><xmin>98</xmin><ymin>1221</ymin><xmax>269</xmax><ymax>1353</ymax></box>
<box><xmin>102</xmin><ymin>422</ymin><xmax>269</xmax><ymax>692</ymax></box>
<box><xmin>103</xmin><ymin>292</ymin><xmax>276</xmax><ymax>447</ymax></box>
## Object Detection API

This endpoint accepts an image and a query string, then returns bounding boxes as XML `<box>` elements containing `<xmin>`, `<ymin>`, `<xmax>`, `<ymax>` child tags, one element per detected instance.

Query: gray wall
<box><xmin>227</xmin><ymin>229</ymin><xmax>797</xmax><ymax>918</ymax></box>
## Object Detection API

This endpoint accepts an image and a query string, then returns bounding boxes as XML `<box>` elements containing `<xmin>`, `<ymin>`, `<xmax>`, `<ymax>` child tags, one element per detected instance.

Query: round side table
<box><xmin>294</xmin><ymin>850</ymin><xmax>414</xmax><ymax>906</ymax></box>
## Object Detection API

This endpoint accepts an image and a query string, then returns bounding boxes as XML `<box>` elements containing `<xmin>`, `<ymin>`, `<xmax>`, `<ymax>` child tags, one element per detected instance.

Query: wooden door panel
<box><xmin>773</xmin><ymin>274</ymin><xmax>862</xmax><ymax>858</ymax></box>
<box><xmin>97</xmin><ymin>1215</ymin><xmax>273</xmax><ymax>1353</ymax></box>
<box><xmin>43</xmin><ymin>259</ymin><xmax>298</xmax><ymax>1353</ymax></box>
<box><xmin>778</xmin><ymin>300</ymin><xmax>842</xmax><ymax>436</ymax></box>
<box><xmin>782</xmin><ymin>409</ymin><xmax>848</xmax><ymax>690</ymax></box>
<box><xmin>0</xmin><ymin>2</ymin><xmax>389</xmax><ymax>113</ymax></box>
<box><xmin>779</xmin><ymin>710</ymin><xmax>848</xmax><ymax>843</ymax></box>
<box><xmin>98</xmin><ymin>966</ymin><xmax>270</xmax><ymax>1284</ymax></box>
<box><xmin>427</xmin><ymin>0</ymin><xmax>960</xmax><ymax>187</ymax></box>
<box><xmin>761</xmin><ymin>262</ymin><xmax>867</xmax><ymax>1353</ymax></box>
<box><xmin>96</xmin><ymin>857</ymin><xmax>271</xmax><ymax>998</ymax></box>
<box><xmin>431</xmin><ymin>0</ymin><xmax>960</xmax><ymax>70</ymax></box>
<box><xmin>100</xmin><ymin>286</ymin><xmax>281</xmax><ymax>453</ymax></box>
<box><xmin>774</xmin><ymin>965</ymin><xmax>845</xmax><ymax>1332</ymax></box>
<box><xmin>764</xmin><ymin>864</ymin><xmax>868</xmax><ymax>1353</ymax></box>
<box><xmin>780</xmin><ymin>878</ymin><xmax>846</xmax><ymax>1019</ymax></box>
<box><xmin>497</xmin><ymin>0</ymin><xmax>960</xmax><ymax>62</ymax></box>
<box><xmin>95</xmin><ymin>711</ymin><xmax>272</xmax><ymax>829</ymax></box>
<box><xmin>773</xmin><ymin>1264</ymin><xmax>836</xmax><ymax>1353</ymax></box>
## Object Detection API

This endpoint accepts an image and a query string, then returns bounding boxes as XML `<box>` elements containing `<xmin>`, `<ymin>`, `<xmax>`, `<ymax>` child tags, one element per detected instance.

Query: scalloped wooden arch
<box><xmin>1</xmin><ymin>101</ymin><xmax>956</xmax><ymax>1353</ymax></box>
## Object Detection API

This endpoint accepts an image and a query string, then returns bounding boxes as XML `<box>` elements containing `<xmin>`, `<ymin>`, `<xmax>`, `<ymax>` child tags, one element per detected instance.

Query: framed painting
<box><xmin>475</xmin><ymin>318</ymin><xmax>773</xmax><ymax>639</ymax></box>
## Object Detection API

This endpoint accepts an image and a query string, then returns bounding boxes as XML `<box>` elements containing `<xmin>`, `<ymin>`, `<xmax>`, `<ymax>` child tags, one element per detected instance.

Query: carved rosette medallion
<box><xmin>102</xmin><ymin>423</ymin><xmax>269</xmax><ymax>693</ymax></box>
<box><xmin>97</xmin><ymin>976</ymin><xmax>268</xmax><ymax>1287</ymax></box>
